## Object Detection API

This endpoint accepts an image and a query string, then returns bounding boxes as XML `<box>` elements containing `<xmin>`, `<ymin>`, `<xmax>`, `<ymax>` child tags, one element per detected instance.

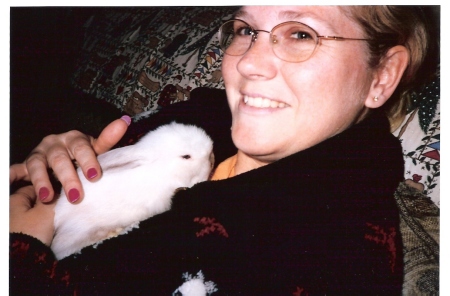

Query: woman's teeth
<box><xmin>243</xmin><ymin>96</ymin><xmax>286</xmax><ymax>108</ymax></box>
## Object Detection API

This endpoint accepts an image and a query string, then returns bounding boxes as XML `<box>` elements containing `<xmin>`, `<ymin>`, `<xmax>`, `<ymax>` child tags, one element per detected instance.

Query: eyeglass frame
<box><xmin>218</xmin><ymin>19</ymin><xmax>373</xmax><ymax>63</ymax></box>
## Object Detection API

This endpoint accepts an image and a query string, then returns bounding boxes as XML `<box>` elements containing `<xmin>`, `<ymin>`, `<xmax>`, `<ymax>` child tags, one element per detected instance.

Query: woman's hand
<box><xmin>10</xmin><ymin>185</ymin><xmax>55</xmax><ymax>246</ymax></box>
<box><xmin>10</xmin><ymin>116</ymin><xmax>131</xmax><ymax>204</ymax></box>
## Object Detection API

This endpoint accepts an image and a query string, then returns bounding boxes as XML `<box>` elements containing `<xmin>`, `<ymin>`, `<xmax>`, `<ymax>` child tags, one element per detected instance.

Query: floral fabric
<box><xmin>71</xmin><ymin>7</ymin><xmax>238</xmax><ymax>118</ymax></box>
<box><xmin>392</xmin><ymin>73</ymin><xmax>440</xmax><ymax>206</ymax></box>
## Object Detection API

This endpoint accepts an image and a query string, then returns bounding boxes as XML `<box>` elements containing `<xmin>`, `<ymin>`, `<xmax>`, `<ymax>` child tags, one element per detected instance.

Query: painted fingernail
<box><xmin>38</xmin><ymin>187</ymin><xmax>50</xmax><ymax>201</ymax></box>
<box><xmin>68</xmin><ymin>188</ymin><xmax>80</xmax><ymax>203</ymax></box>
<box><xmin>87</xmin><ymin>168</ymin><xmax>98</xmax><ymax>179</ymax></box>
<box><xmin>120</xmin><ymin>115</ymin><xmax>132</xmax><ymax>126</ymax></box>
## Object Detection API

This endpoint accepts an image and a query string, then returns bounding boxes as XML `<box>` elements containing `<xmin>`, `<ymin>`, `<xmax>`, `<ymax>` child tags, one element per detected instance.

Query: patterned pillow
<box><xmin>392</xmin><ymin>71</ymin><xmax>440</xmax><ymax>207</ymax></box>
<box><xmin>71</xmin><ymin>7</ymin><xmax>239</xmax><ymax>119</ymax></box>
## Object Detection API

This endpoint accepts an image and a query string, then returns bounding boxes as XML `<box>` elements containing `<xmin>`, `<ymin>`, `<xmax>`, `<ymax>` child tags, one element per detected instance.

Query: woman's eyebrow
<box><xmin>232</xmin><ymin>7</ymin><xmax>335</xmax><ymax>34</ymax></box>
<box><xmin>234</xmin><ymin>8</ymin><xmax>327</xmax><ymax>22</ymax></box>
<box><xmin>233</xmin><ymin>9</ymin><xmax>249</xmax><ymax>20</ymax></box>
<box><xmin>278</xmin><ymin>10</ymin><xmax>305</xmax><ymax>20</ymax></box>
<box><xmin>278</xmin><ymin>10</ymin><xmax>325</xmax><ymax>22</ymax></box>
<box><xmin>279</xmin><ymin>10</ymin><xmax>337</xmax><ymax>34</ymax></box>
<box><xmin>233</xmin><ymin>8</ymin><xmax>308</xmax><ymax>21</ymax></box>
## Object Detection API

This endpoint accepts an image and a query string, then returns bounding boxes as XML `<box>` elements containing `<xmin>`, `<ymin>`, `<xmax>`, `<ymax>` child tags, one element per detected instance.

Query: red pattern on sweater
<box><xmin>194</xmin><ymin>217</ymin><xmax>229</xmax><ymax>238</ymax></box>
<box><xmin>11</xmin><ymin>240</ymin><xmax>30</xmax><ymax>259</ymax></box>
<box><xmin>293</xmin><ymin>286</ymin><xmax>309</xmax><ymax>296</ymax></box>
<box><xmin>11</xmin><ymin>238</ymin><xmax>73</xmax><ymax>290</ymax></box>
<box><xmin>365</xmin><ymin>222</ymin><xmax>397</xmax><ymax>272</ymax></box>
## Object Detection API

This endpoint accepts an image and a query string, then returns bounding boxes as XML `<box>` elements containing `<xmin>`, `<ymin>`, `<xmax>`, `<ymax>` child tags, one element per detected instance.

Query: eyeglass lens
<box><xmin>219</xmin><ymin>19</ymin><xmax>319</xmax><ymax>63</ymax></box>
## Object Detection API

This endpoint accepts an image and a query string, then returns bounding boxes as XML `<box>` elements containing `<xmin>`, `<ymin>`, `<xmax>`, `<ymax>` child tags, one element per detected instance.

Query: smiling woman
<box><xmin>10</xmin><ymin>5</ymin><xmax>439</xmax><ymax>295</ymax></box>
<box><xmin>223</xmin><ymin>6</ymin><xmax>382</xmax><ymax>168</ymax></box>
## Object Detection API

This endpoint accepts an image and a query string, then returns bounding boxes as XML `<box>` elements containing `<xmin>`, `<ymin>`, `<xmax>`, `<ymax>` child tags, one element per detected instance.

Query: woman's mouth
<box><xmin>243</xmin><ymin>95</ymin><xmax>287</xmax><ymax>109</ymax></box>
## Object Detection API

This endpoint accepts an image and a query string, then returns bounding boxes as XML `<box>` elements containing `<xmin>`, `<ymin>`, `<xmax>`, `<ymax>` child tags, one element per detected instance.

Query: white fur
<box><xmin>51</xmin><ymin>122</ymin><xmax>214</xmax><ymax>260</ymax></box>
<box><xmin>175</xmin><ymin>279</ymin><xmax>207</xmax><ymax>296</ymax></box>
<box><xmin>173</xmin><ymin>271</ymin><xmax>218</xmax><ymax>296</ymax></box>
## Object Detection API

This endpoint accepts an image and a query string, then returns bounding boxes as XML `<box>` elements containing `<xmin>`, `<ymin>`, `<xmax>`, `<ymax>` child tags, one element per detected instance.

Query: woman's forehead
<box><xmin>235</xmin><ymin>6</ymin><xmax>359</xmax><ymax>34</ymax></box>
<box><xmin>235</xmin><ymin>6</ymin><xmax>344</xmax><ymax>20</ymax></box>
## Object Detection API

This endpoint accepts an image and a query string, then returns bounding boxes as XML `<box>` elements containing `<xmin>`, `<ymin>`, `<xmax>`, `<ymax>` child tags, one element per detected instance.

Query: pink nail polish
<box><xmin>87</xmin><ymin>168</ymin><xmax>98</xmax><ymax>179</ymax></box>
<box><xmin>120</xmin><ymin>115</ymin><xmax>132</xmax><ymax>126</ymax></box>
<box><xmin>68</xmin><ymin>188</ymin><xmax>80</xmax><ymax>203</ymax></box>
<box><xmin>38</xmin><ymin>187</ymin><xmax>50</xmax><ymax>201</ymax></box>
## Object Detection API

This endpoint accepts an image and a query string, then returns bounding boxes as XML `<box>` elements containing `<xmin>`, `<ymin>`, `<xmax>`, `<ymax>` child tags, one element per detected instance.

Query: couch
<box><xmin>10</xmin><ymin>6</ymin><xmax>440</xmax><ymax>294</ymax></box>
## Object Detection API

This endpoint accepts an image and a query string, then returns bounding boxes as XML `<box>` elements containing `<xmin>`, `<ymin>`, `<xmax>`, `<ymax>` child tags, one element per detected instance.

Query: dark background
<box><xmin>10</xmin><ymin>7</ymin><xmax>108</xmax><ymax>165</ymax></box>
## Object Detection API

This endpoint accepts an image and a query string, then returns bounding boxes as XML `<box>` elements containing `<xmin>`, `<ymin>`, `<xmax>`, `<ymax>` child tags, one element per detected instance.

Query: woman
<box><xmin>10</xmin><ymin>6</ymin><xmax>435</xmax><ymax>295</ymax></box>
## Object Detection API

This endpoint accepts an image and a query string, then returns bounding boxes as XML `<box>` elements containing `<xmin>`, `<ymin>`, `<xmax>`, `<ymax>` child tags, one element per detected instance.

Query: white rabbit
<box><xmin>51</xmin><ymin>122</ymin><xmax>214</xmax><ymax>260</ymax></box>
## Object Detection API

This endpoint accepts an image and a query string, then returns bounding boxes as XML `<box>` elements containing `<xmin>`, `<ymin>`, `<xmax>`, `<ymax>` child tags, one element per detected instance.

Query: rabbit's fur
<box><xmin>52</xmin><ymin>122</ymin><xmax>214</xmax><ymax>260</ymax></box>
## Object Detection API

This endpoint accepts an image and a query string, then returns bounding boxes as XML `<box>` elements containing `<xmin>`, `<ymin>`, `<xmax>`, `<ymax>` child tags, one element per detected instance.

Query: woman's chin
<box><xmin>233</xmin><ymin>133</ymin><xmax>280</xmax><ymax>161</ymax></box>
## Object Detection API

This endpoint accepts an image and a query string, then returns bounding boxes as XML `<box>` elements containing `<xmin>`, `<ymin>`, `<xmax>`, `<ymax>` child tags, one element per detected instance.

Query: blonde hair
<box><xmin>347</xmin><ymin>6</ymin><xmax>439</xmax><ymax>131</ymax></box>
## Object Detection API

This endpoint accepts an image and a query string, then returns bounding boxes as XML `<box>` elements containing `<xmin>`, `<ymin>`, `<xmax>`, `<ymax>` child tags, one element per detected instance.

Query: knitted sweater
<box><xmin>10</xmin><ymin>88</ymin><xmax>404</xmax><ymax>295</ymax></box>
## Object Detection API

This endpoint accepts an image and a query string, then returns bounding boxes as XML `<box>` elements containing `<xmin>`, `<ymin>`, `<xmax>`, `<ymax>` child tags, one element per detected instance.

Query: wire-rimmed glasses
<box><xmin>218</xmin><ymin>19</ymin><xmax>371</xmax><ymax>63</ymax></box>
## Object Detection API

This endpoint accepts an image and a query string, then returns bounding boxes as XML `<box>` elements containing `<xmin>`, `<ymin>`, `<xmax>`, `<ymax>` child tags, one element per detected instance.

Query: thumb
<box><xmin>10</xmin><ymin>185</ymin><xmax>37</xmax><ymax>212</ymax></box>
<box><xmin>10</xmin><ymin>185</ymin><xmax>56</xmax><ymax>246</ymax></box>
<box><xmin>92</xmin><ymin>115</ymin><xmax>131</xmax><ymax>155</ymax></box>
<box><xmin>10</xmin><ymin>163</ymin><xmax>29</xmax><ymax>184</ymax></box>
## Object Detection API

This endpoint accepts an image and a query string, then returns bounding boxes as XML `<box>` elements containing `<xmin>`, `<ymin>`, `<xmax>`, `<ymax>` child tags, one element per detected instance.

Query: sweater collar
<box><xmin>226</xmin><ymin>109</ymin><xmax>401</xmax><ymax>180</ymax></box>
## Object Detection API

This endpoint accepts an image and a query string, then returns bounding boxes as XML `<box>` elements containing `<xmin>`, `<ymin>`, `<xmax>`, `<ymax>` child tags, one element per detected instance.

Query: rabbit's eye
<box><xmin>181</xmin><ymin>155</ymin><xmax>191</xmax><ymax>159</ymax></box>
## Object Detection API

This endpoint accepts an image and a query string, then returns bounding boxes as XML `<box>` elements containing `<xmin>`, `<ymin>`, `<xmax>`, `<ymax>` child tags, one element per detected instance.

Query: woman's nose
<box><xmin>236</xmin><ymin>32</ymin><xmax>278</xmax><ymax>80</ymax></box>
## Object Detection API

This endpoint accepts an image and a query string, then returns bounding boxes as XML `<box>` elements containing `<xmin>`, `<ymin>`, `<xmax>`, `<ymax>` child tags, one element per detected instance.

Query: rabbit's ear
<box><xmin>98</xmin><ymin>146</ymin><xmax>147</xmax><ymax>173</ymax></box>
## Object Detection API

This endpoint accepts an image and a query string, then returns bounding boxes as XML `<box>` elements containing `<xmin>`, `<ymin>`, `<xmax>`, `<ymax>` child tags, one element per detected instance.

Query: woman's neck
<box><xmin>234</xmin><ymin>150</ymin><xmax>271</xmax><ymax>176</ymax></box>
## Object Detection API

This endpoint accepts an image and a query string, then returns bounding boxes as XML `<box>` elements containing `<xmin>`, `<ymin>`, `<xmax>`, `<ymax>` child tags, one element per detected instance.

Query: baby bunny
<box><xmin>51</xmin><ymin>122</ymin><xmax>214</xmax><ymax>260</ymax></box>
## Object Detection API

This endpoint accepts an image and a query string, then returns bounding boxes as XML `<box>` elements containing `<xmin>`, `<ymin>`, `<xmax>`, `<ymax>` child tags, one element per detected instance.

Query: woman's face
<box><xmin>222</xmin><ymin>6</ymin><xmax>375</xmax><ymax>164</ymax></box>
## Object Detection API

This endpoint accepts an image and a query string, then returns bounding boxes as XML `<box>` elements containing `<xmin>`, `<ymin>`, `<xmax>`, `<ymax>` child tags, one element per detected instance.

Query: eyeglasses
<box><xmin>218</xmin><ymin>19</ymin><xmax>371</xmax><ymax>63</ymax></box>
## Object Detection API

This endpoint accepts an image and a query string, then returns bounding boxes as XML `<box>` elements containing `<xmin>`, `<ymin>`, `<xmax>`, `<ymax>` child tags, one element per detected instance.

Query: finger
<box><xmin>66</xmin><ymin>133</ymin><xmax>102</xmax><ymax>184</ymax></box>
<box><xmin>9</xmin><ymin>163</ymin><xmax>29</xmax><ymax>184</ymax></box>
<box><xmin>59</xmin><ymin>116</ymin><xmax>130</xmax><ymax>203</ymax></box>
<box><xmin>10</xmin><ymin>185</ymin><xmax>37</xmax><ymax>213</ymax></box>
<box><xmin>33</xmin><ymin>132</ymin><xmax>88</xmax><ymax>204</ymax></box>
<box><xmin>66</xmin><ymin>116</ymin><xmax>130</xmax><ymax>185</ymax></box>
<box><xmin>93</xmin><ymin>115</ymin><xmax>131</xmax><ymax>154</ymax></box>
<box><xmin>45</xmin><ymin>143</ymin><xmax>85</xmax><ymax>204</ymax></box>
<box><xmin>25</xmin><ymin>149</ymin><xmax>56</xmax><ymax>203</ymax></box>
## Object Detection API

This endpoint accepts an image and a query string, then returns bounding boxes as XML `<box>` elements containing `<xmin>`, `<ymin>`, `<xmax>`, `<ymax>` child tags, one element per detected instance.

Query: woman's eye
<box><xmin>290</xmin><ymin>31</ymin><xmax>313</xmax><ymax>40</ymax></box>
<box><xmin>235</xmin><ymin>26</ymin><xmax>253</xmax><ymax>36</ymax></box>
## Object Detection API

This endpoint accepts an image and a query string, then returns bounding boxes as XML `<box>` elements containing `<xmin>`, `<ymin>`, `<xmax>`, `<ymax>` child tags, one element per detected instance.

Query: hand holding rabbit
<box><xmin>10</xmin><ymin>116</ymin><xmax>131</xmax><ymax>203</ymax></box>
<box><xmin>51</xmin><ymin>122</ymin><xmax>214</xmax><ymax>260</ymax></box>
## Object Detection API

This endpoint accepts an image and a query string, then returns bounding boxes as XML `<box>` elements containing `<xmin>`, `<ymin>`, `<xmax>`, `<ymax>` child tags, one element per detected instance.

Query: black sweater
<box><xmin>10</xmin><ymin>88</ymin><xmax>404</xmax><ymax>295</ymax></box>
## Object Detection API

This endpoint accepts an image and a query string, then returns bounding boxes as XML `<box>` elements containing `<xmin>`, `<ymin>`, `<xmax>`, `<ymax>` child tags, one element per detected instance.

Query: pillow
<box><xmin>71</xmin><ymin>7</ymin><xmax>239</xmax><ymax>118</ymax></box>
<box><xmin>392</xmin><ymin>72</ymin><xmax>440</xmax><ymax>207</ymax></box>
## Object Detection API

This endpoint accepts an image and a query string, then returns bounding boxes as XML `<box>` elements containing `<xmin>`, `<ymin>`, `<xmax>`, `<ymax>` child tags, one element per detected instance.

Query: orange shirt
<box><xmin>210</xmin><ymin>154</ymin><xmax>237</xmax><ymax>181</ymax></box>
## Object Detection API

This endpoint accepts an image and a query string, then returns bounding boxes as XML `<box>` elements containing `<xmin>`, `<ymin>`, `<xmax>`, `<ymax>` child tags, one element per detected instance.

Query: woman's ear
<box><xmin>365</xmin><ymin>45</ymin><xmax>409</xmax><ymax>108</ymax></box>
